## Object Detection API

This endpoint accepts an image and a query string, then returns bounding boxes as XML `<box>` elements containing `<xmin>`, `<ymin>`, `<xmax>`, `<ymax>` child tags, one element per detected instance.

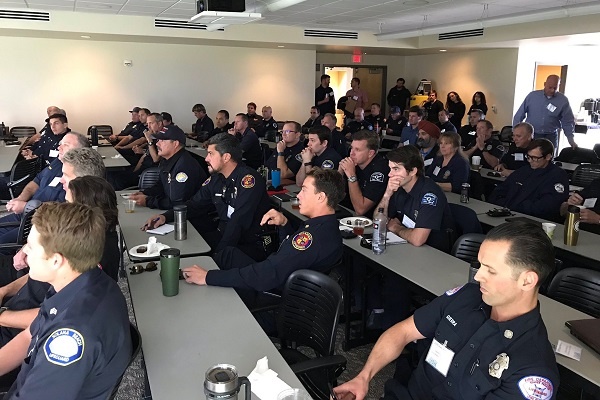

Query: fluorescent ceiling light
<box><xmin>266</xmin><ymin>0</ymin><xmax>307</xmax><ymax>12</ymax></box>
<box><xmin>190</xmin><ymin>11</ymin><xmax>262</xmax><ymax>26</ymax></box>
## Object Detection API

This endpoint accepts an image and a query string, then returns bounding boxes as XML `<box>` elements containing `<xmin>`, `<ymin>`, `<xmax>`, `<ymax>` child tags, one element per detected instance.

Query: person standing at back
<box><xmin>315</xmin><ymin>74</ymin><xmax>336</xmax><ymax>116</ymax></box>
<box><xmin>387</xmin><ymin>78</ymin><xmax>411</xmax><ymax>115</ymax></box>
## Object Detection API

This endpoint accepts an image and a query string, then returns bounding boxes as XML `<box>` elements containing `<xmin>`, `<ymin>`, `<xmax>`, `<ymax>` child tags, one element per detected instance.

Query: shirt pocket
<box><xmin>461</xmin><ymin>364</ymin><xmax>499</xmax><ymax>400</ymax></box>
<box><xmin>434</xmin><ymin>319</ymin><xmax>464</xmax><ymax>350</ymax></box>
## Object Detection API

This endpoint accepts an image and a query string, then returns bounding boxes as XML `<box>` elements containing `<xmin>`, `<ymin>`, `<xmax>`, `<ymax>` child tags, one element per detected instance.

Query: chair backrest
<box><xmin>451</xmin><ymin>233</ymin><xmax>486</xmax><ymax>263</ymax></box>
<box><xmin>448</xmin><ymin>203</ymin><xmax>483</xmax><ymax>237</ymax></box>
<box><xmin>8</xmin><ymin>159</ymin><xmax>40</xmax><ymax>199</ymax></box>
<box><xmin>499</xmin><ymin>125</ymin><xmax>513</xmax><ymax>143</ymax></box>
<box><xmin>260</xmin><ymin>143</ymin><xmax>272</xmax><ymax>165</ymax></box>
<box><xmin>546</xmin><ymin>267</ymin><xmax>600</xmax><ymax>318</ymax></box>
<box><xmin>278</xmin><ymin>269</ymin><xmax>343</xmax><ymax>357</ymax></box>
<box><xmin>108</xmin><ymin>323</ymin><xmax>142</xmax><ymax>400</ymax></box>
<box><xmin>87</xmin><ymin>125</ymin><xmax>113</xmax><ymax>137</ymax></box>
<box><xmin>556</xmin><ymin>147</ymin><xmax>598</xmax><ymax>164</ymax></box>
<box><xmin>571</xmin><ymin>164</ymin><xmax>600</xmax><ymax>188</ymax></box>
<box><xmin>593</xmin><ymin>143</ymin><xmax>600</xmax><ymax>160</ymax></box>
<box><xmin>16</xmin><ymin>200</ymin><xmax>42</xmax><ymax>245</ymax></box>
<box><xmin>9</xmin><ymin>126</ymin><xmax>36</xmax><ymax>137</ymax></box>
<box><xmin>138</xmin><ymin>167</ymin><xmax>160</xmax><ymax>190</ymax></box>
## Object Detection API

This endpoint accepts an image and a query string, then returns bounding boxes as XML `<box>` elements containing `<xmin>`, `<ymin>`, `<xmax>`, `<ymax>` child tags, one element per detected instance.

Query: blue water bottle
<box><xmin>271</xmin><ymin>168</ymin><xmax>281</xmax><ymax>189</ymax></box>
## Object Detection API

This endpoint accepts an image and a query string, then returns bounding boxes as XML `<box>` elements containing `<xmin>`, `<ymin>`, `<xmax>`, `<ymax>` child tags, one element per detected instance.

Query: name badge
<box><xmin>49</xmin><ymin>177</ymin><xmax>61</xmax><ymax>187</ymax></box>
<box><xmin>352</xmin><ymin>96</ymin><xmax>358</xmax><ymax>101</ymax></box>
<box><xmin>583</xmin><ymin>198</ymin><xmax>597</xmax><ymax>208</ymax></box>
<box><xmin>49</xmin><ymin>149</ymin><xmax>59</xmax><ymax>158</ymax></box>
<box><xmin>514</xmin><ymin>153</ymin><xmax>524</xmax><ymax>161</ymax></box>
<box><xmin>425</xmin><ymin>339</ymin><xmax>455</xmax><ymax>377</ymax></box>
<box><xmin>402</xmin><ymin>214</ymin><xmax>416</xmax><ymax>229</ymax></box>
<box><xmin>468</xmin><ymin>130</ymin><xmax>476</xmax><ymax>135</ymax></box>
<box><xmin>547</xmin><ymin>103</ymin><xmax>557</xmax><ymax>113</ymax></box>
<box><xmin>424</xmin><ymin>158</ymin><xmax>433</xmax><ymax>167</ymax></box>
<box><xmin>227</xmin><ymin>205</ymin><xmax>235</xmax><ymax>218</ymax></box>
<box><xmin>433</xmin><ymin>166</ymin><xmax>441</xmax><ymax>176</ymax></box>
<box><xmin>403</xmin><ymin>140</ymin><xmax>410</xmax><ymax>146</ymax></box>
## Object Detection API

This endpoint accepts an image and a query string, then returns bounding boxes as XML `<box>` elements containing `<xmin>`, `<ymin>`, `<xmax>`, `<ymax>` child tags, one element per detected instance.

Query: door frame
<box><xmin>323</xmin><ymin>64</ymin><xmax>388</xmax><ymax>112</ymax></box>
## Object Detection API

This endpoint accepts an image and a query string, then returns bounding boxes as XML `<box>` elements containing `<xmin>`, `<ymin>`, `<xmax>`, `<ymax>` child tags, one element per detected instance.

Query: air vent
<box><xmin>0</xmin><ymin>9</ymin><xmax>50</xmax><ymax>21</ymax></box>
<box><xmin>304</xmin><ymin>29</ymin><xmax>358</xmax><ymax>40</ymax></box>
<box><xmin>438</xmin><ymin>28</ymin><xmax>484</xmax><ymax>40</ymax></box>
<box><xmin>155</xmin><ymin>18</ymin><xmax>223</xmax><ymax>31</ymax></box>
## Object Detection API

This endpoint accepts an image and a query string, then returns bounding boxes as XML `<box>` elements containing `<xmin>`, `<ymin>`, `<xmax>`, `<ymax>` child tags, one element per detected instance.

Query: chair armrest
<box><xmin>290</xmin><ymin>355</ymin><xmax>347</xmax><ymax>375</ymax></box>
<box><xmin>0</xmin><ymin>221</ymin><xmax>20</xmax><ymax>229</ymax></box>
<box><xmin>249</xmin><ymin>291</ymin><xmax>282</xmax><ymax>314</ymax></box>
<box><xmin>0</xmin><ymin>243</ymin><xmax>22</xmax><ymax>253</ymax></box>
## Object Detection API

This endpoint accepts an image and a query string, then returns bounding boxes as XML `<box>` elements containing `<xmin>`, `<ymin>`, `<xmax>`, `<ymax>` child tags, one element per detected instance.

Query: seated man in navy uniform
<box><xmin>210</xmin><ymin>109</ymin><xmax>233</xmax><ymax>139</ymax></box>
<box><xmin>400</xmin><ymin>106</ymin><xmax>424</xmax><ymax>146</ymax></box>
<box><xmin>296</xmin><ymin>126</ymin><xmax>342</xmax><ymax>187</ymax></box>
<box><xmin>246</xmin><ymin>102</ymin><xmax>263</xmax><ymax>131</ymax></box>
<box><xmin>365</xmin><ymin>103</ymin><xmax>386</xmax><ymax>132</ymax></box>
<box><xmin>265</xmin><ymin>121</ymin><xmax>304</xmax><ymax>182</ymax></box>
<box><xmin>254</xmin><ymin>105</ymin><xmax>279</xmax><ymax>139</ymax></box>
<box><xmin>561</xmin><ymin>178</ymin><xmax>600</xmax><ymax>234</ymax></box>
<box><xmin>22</xmin><ymin>106</ymin><xmax>61</xmax><ymax>149</ymax></box>
<box><xmin>0</xmin><ymin>202</ymin><xmax>132</xmax><ymax>399</ymax></box>
<box><xmin>489</xmin><ymin>138</ymin><xmax>569</xmax><ymax>221</ymax></box>
<box><xmin>382</xmin><ymin>106</ymin><xmax>408</xmax><ymax>150</ymax></box>
<box><xmin>321</xmin><ymin>113</ymin><xmax>348</xmax><ymax>158</ymax></box>
<box><xmin>128</xmin><ymin>124</ymin><xmax>204</xmax><ymax>210</ymax></box>
<box><xmin>28</xmin><ymin>113</ymin><xmax>70</xmax><ymax>166</ymax></box>
<box><xmin>144</xmin><ymin>133</ymin><xmax>272</xmax><ymax>262</ymax></box>
<box><xmin>343</xmin><ymin>107</ymin><xmax>374</xmax><ymax>141</ymax></box>
<box><xmin>339</xmin><ymin>130</ymin><xmax>389</xmax><ymax>218</ymax></box>
<box><xmin>180</xmin><ymin>168</ymin><xmax>344</xmax><ymax>309</ymax></box>
<box><xmin>114</xmin><ymin>107</ymin><xmax>150</xmax><ymax>151</ymax></box>
<box><xmin>229</xmin><ymin>113</ymin><xmax>262</xmax><ymax>170</ymax></box>
<box><xmin>458</xmin><ymin>108</ymin><xmax>484</xmax><ymax>148</ymax></box>
<box><xmin>192</xmin><ymin>103</ymin><xmax>214</xmax><ymax>140</ymax></box>
<box><xmin>436</xmin><ymin>109</ymin><xmax>457</xmax><ymax>133</ymax></box>
<box><xmin>335</xmin><ymin>222</ymin><xmax>559</xmax><ymax>400</ymax></box>
<box><xmin>109</xmin><ymin>106</ymin><xmax>141</xmax><ymax>142</ymax></box>
<box><xmin>494</xmin><ymin>122</ymin><xmax>533</xmax><ymax>177</ymax></box>
<box><xmin>301</xmin><ymin>106</ymin><xmax>322</xmax><ymax>134</ymax></box>
<box><xmin>464</xmin><ymin>120</ymin><xmax>504</xmax><ymax>169</ymax></box>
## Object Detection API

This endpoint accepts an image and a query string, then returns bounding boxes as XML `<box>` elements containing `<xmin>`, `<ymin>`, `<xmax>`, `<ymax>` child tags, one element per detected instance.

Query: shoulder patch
<box><xmin>445</xmin><ymin>285</ymin><xmax>463</xmax><ymax>296</ymax></box>
<box><xmin>554</xmin><ymin>183</ymin><xmax>564</xmax><ymax>193</ymax></box>
<box><xmin>321</xmin><ymin>160</ymin><xmax>334</xmax><ymax>169</ymax></box>
<box><xmin>292</xmin><ymin>231</ymin><xmax>313</xmax><ymax>251</ymax></box>
<box><xmin>421</xmin><ymin>192</ymin><xmax>438</xmax><ymax>206</ymax></box>
<box><xmin>241</xmin><ymin>174</ymin><xmax>255</xmax><ymax>189</ymax></box>
<box><xmin>370</xmin><ymin>172</ymin><xmax>385</xmax><ymax>183</ymax></box>
<box><xmin>295</xmin><ymin>153</ymin><xmax>303</xmax><ymax>162</ymax></box>
<box><xmin>486</xmin><ymin>144</ymin><xmax>493</xmax><ymax>151</ymax></box>
<box><xmin>175</xmin><ymin>172</ymin><xmax>188</xmax><ymax>183</ymax></box>
<box><xmin>497</xmin><ymin>145</ymin><xmax>505</xmax><ymax>152</ymax></box>
<box><xmin>44</xmin><ymin>328</ymin><xmax>85</xmax><ymax>366</ymax></box>
<box><xmin>518</xmin><ymin>376</ymin><xmax>554</xmax><ymax>400</ymax></box>
<box><xmin>202</xmin><ymin>177</ymin><xmax>211</xmax><ymax>186</ymax></box>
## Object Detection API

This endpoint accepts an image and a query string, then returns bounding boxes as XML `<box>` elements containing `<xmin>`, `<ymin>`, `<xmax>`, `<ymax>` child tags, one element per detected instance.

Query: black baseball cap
<box><xmin>152</xmin><ymin>124</ymin><xmax>186</xmax><ymax>145</ymax></box>
<box><xmin>161</xmin><ymin>112</ymin><xmax>173</xmax><ymax>123</ymax></box>
<box><xmin>390</xmin><ymin>106</ymin><xmax>401</xmax><ymax>114</ymax></box>
<box><xmin>130</xmin><ymin>107</ymin><xmax>141</xmax><ymax>113</ymax></box>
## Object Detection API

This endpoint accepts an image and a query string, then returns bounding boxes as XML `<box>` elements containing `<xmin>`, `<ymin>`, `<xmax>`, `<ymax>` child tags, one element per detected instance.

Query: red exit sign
<box><xmin>352</xmin><ymin>54</ymin><xmax>362</xmax><ymax>63</ymax></box>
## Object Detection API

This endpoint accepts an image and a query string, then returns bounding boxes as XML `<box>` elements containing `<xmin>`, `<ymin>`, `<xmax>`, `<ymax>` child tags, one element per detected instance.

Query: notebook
<box><xmin>565</xmin><ymin>318</ymin><xmax>600</xmax><ymax>355</ymax></box>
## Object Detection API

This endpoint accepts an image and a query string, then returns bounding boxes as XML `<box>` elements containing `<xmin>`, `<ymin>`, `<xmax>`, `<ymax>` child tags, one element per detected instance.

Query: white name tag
<box><xmin>424</xmin><ymin>158</ymin><xmax>433</xmax><ymax>167</ymax></box>
<box><xmin>547</xmin><ymin>103</ymin><xmax>557</xmax><ymax>113</ymax></box>
<box><xmin>352</xmin><ymin>96</ymin><xmax>358</xmax><ymax>101</ymax></box>
<box><xmin>403</xmin><ymin>140</ymin><xmax>410</xmax><ymax>146</ymax></box>
<box><xmin>49</xmin><ymin>149</ymin><xmax>59</xmax><ymax>158</ymax></box>
<box><xmin>583</xmin><ymin>198</ymin><xmax>597</xmax><ymax>208</ymax></box>
<box><xmin>514</xmin><ymin>153</ymin><xmax>524</xmax><ymax>161</ymax></box>
<box><xmin>227</xmin><ymin>205</ymin><xmax>235</xmax><ymax>218</ymax></box>
<box><xmin>468</xmin><ymin>130</ymin><xmax>476</xmax><ymax>135</ymax></box>
<box><xmin>433</xmin><ymin>166</ymin><xmax>441</xmax><ymax>176</ymax></box>
<box><xmin>425</xmin><ymin>339</ymin><xmax>455</xmax><ymax>377</ymax></box>
<box><xmin>49</xmin><ymin>177</ymin><xmax>61</xmax><ymax>187</ymax></box>
<box><xmin>402</xmin><ymin>214</ymin><xmax>416</xmax><ymax>229</ymax></box>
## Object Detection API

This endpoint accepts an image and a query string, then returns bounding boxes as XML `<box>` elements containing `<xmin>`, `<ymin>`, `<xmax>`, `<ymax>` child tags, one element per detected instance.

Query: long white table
<box><xmin>128</xmin><ymin>256</ymin><xmax>304</xmax><ymax>399</ymax></box>
<box><xmin>95</xmin><ymin>146</ymin><xmax>131</xmax><ymax>169</ymax></box>
<box><xmin>479</xmin><ymin>167</ymin><xmax>584</xmax><ymax>192</ymax></box>
<box><xmin>117</xmin><ymin>195</ymin><xmax>211</xmax><ymax>261</ymax></box>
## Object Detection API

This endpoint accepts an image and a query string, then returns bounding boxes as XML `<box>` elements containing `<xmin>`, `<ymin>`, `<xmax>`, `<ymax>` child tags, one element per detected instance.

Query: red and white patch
<box><xmin>445</xmin><ymin>285</ymin><xmax>463</xmax><ymax>296</ymax></box>
<box><xmin>518</xmin><ymin>376</ymin><xmax>553</xmax><ymax>400</ymax></box>
<box><xmin>241</xmin><ymin>174</ymin><xmax>255</xmax><ymax>189</ymax></box>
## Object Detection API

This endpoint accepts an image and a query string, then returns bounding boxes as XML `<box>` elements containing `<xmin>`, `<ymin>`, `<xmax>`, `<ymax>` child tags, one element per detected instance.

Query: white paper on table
<box><xmin>146</xmin><ymin>224</ymin><xmax>175</xmax><ymax>235</ymax></box>
<box><xmin>386</xmin><ymin>232</ymin><xmax>407</xmax><ymax>245</ymax></box>
<box><xmin>555</xmin><ymin>340</ymin><xmax>582</xmax><ymax>361</ymax></box>
<box><xmin>248</xmin><ymin>356</ymin><xmax>292</xmax><ymax>400</ymax></box>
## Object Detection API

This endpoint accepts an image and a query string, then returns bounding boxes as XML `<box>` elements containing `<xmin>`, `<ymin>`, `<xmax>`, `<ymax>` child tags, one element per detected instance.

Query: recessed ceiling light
<box><xmin>403</xmin><ymin>0</ymin><xmax>429</xmax><ymax>5</ymax></box>
<box><xmin>81</xmin><ymin>35</ymin><xmax>91</xmax><ymax>39</ymax></box>
<box><xmin>439</xmin><ymin>49</ymin><xmax>447</xmax><ymax>52</ymax></box>
<box><xmin>278</xmin><ymin>45</ymin><xmax>285</xmax><ymax>48</ymax></box>
<box><xmin>363</xmin><ymin>52</ymin><xmax>367</xmax><ymax>54</ymax></box>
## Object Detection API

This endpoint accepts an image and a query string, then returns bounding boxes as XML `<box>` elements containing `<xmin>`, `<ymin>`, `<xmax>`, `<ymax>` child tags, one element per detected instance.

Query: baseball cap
<box><xmin>152</xmin><ymin>124</ymin><xmax>186</xmax><ymax>145</ymax></box>
<box><xmin>130</xmin><ymin>107</ymin><xmax>141</xmax><ymax>113</ymax></box>
<box><xmin>390</xmin><ymin>106</ymin><xmax>401</xmax><ymax>114</ymax></box>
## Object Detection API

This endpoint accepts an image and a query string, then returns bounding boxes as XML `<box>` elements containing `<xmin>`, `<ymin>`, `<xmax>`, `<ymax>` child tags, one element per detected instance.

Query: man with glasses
<box><xmin>265</xmin><ymin>121</ymin><xmax>304</xmax><ymax>181</ymax></box>
<box><xmin>489</xmin><ymin>138</ymin><xmax>569</xmax><ymax>221</ymax></box>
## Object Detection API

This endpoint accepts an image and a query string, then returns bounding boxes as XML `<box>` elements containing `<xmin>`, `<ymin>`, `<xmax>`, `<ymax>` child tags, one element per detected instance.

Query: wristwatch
<box><xmin>304</xmin><ymin>162</ymin><xmax>312</xmax><ymax>167</ymax></box>
<box><xmin>0</xmin><ymin>306</ymin><xmax>8</xmax><ymax>315</ymax></box>
<box><xmin>277</xmin><ymin>152</ymin><xmax>285</xmax><ymax>157</ymax></box>
<box><xmin>347</xmin><ymin>176</ymin><xmax>358</xmax><ymax>183</ymax></box>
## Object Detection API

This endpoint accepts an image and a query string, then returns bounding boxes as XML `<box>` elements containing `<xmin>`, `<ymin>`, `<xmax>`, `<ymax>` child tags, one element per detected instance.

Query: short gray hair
<box><xmin>66</xmin><ymin>132</ymin><xmax>91</xmax><ymax>149</ymax></box>
<box><xmin>63</xmin><ymin>148</ymin><xmax>106</xmax><ymax>178</ymax></box>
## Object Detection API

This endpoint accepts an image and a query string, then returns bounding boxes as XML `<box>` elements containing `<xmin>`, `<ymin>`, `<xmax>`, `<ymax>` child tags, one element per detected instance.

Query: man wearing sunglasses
<box><xmin>264</xmin><ymin>121</ymin><xmax>304</xmax><ymax>181</ymax></box>
<box><xmin>489</xmin><ymin>138</ymin><xmax>569</xmax><ymax>221</ymax></box>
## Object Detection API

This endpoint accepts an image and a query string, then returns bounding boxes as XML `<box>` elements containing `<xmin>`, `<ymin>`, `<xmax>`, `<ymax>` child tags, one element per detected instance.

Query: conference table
<box><xmin>0</xmin><ymin>143</ymin><xmax>24</xmax><ymax>176</ymax></box>
<box><xmin>94</xmin><ymin>146</ymin><xmax>131</xmax><ymax>169</ymax></box>
<box><xmin>277</xmin><ymin>189</ymin><xmax>600</xmax><ymax>396</ymax></box>
<box><xmin>478</xmin><ymin>167</ymin><xmax>584</xmax><ymax>192</ymax></box>
<box><xmin>128</xmin><ymin>256</ymin><xmax>304</xmax><ymax>400</ymax></box>
<box><xmin>116</xmin><ymin>193</ymin><xmax>211</xmax><ymax>262</ymax></box>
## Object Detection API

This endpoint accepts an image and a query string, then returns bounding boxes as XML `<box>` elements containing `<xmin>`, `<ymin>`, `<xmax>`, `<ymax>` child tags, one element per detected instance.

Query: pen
<box><xmin>144</xmin><ymin>218</ymin><xmax>160</xmax><ymax>230</ymax></box>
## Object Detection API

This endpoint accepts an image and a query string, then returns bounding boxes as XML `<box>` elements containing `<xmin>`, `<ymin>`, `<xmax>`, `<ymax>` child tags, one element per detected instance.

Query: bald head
<box><xmin>544</xmin><ymin>75</ymin><xmax>560</xmax><ymax>97</ymax></box>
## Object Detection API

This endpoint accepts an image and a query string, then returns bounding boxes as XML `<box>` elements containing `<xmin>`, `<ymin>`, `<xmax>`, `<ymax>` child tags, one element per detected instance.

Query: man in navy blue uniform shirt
<box><xmin>315</xmin><ymin>74</ymin><xmax>336</xmax><ymax>116</ymax></box>
<box><xmin>144</xmin><ymin>133</ymin><xmax>271</xmax><ymax>262</ymax></box>
<box><xmin>400</xmin><ymin>106</ymin><xmax>424</xmax><ymax>146</ymax></box>
<box><xmin>296</xmin><ymin>126</ymin><xmax>342</xmax><ymax>187</ymax></box>
<box><xmin>494</xmin><ymin>122</ymin><xmax>533</xmax><ymax>177</ymax></box>
<box><xmin>229</xmin><ymin>113</ymin><xmax>262</xmax><ymax>170</ymax></box>
<box><xmin>321</xmin><ymin>113</ymin><xmax>348</xmax><ymax>158</ymax></box>
<box><xmin>28</xmin><ymin>113</ymin><xmax>70</xmax><ymax>166</ymax></box>
<box><xmin>489</xmin><ymin>139</ymin><xmax>569</xmax><ymax>221</ymax></box>
<box><xmin>265</xmin><ymin>121</ymin><xmax>304</xmax><ymax>181</ymax></box>
<box><xmin>302</xmin><ymin>106</ymin><xmax>323</xmax><ymax>134</ymax></box>
<box><xmin>180</xmin><ymin>168</ymin><xmax>344</xmax><ymax>308</ymax></box>
<box><xmin>336</xmin><ymin>222</ymin><xmax>559</xmax><ymax>400</ymax></box>
<box><xmin>464</xmin><ymin>120</ymin><xmax>504</xmax><ymax>169</ymax></box>
<box><xmin>192</xmin><ymin>103</ymin><xmax>214</xmax><ymax>140</ymax></box>
<box><xmin>0</xmin><ymin>202</ymin><xmax>131</xmax><ymax>399</ymax></box>
<box><xmin>561</xmin><ymin>178</ymin><xmax>600</xmax><ymax>234</ymax></box>
<box><xmin>128</xmin><ymin>124</ymin><xmax>204</xmax><ymax>210</ymax></box>
<box><xmin>254</xmin><ymin>105</ymin><xmax>279</xmax><ymax>139</ymax></box>
<box><xmin>339</xmin><ymin>130</ymin><xmax>389</xmax><ymax>218</ymax></box>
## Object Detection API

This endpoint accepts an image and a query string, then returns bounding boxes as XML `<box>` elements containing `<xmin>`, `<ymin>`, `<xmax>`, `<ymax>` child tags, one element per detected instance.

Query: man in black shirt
<box><xmin>464</xmin><ymin>120</ymin><xmax>504</xmax><ymax>169</ymax></box>
<box><xmin>315</xmin><ymin>74</ymin><xmax>336</xmax><ymax>116</ymax></box>
<box><xmin>495</xmin><ymin>122</ymin><xmax>533</xmax><ymax>177</ymax></box>
<box><xmin>265</xmin><ymin>121</ymin><xmax>304</xmax><ymax>181</ymax></box>
<box><xmin>296</xmin><ymin>126</ymin><xmax>342</xmax><ymax>186</ymax></box>
<box><xmin>387</xmin><ymin>78</ymin><xmax>412</xmax><ymax>115</ymax></box>
<box><xmin>109</xmin><ymin>107</ymin><xmax>140</xmax><ymax>142</ymax></box>
<box><xmin>343</xmin><ymin>108</ymin><xmax>374</xmax><ymax>140</ymax></box>
<box><xmin>321</xmin><ymin>113</ymin><xmax>348</xmax><ymax>158</ymax></box>
<box><xmin>385</xmin><ymin>106</ymin><xmax>407</xmax><ymax>137</ymax></box>
<box><xmin>458</xmin><ymin>109</ymin><xmax>484</xmax><ymax>147</ymax></box>
<box><xmin>246</xmin><ymin>102</ymin><xmax>263</xmax><ymax>130</ymax></box>
<box><xmin>422</xmin><ymin>91</ymin><xmax>444</xmax><ymax>123</ymax></box>
<box><xmin>436</xmin><ymin>109</ymin><xmax>457</xmax><ymax>133</ymax></box>
<box><xmin>366</xmin><ymin>103</ymin><xmax>386</xmax><ymax>133</ymax></box>
<box><xmin>255</xmin><ymin>105</ymin><xmax>278</xmax><ymax>139</ymax></box>
<box><xmin>230</xmin><ymin>113</ymin><xmax>262</xmax><ymax>169</ymax></box>
<box><xmin>210</xmin><ymin>109</ymin><xmax>233</xmax><ymax>139</ymax></box>
<box><xmin>192</xmin><ymin>103</ymin><xmax>214</xmax><ymax>141</ymax></box>
<box><xmin>302</xmin><ymin>106</ymin><xmax>323</xmax><ymax>134</ymax></box>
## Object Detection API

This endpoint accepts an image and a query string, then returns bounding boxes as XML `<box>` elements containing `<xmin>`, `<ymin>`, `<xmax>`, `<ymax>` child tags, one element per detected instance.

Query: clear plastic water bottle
<box><xmin>372</xmin><ymin>207</ymin><xmax>387</xmax><ymax>255</ymax></box>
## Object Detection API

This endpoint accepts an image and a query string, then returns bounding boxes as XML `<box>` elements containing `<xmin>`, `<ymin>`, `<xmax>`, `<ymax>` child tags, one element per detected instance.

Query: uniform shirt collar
<box><xmin>42</xmin><ymin>268</ymin><xmax>102</xmax><ymax>313</ymax></box>
<box><xmin>406</xmin><ymin>175</ymin><xmax>426</xmax><ymax>196</ymax></box>
<box><xmin>160</xmin><ymin>146</ymin><xmax>185</xmax><ymax>170</ymax></box>
<box><xmin>493</xmin><ymin>302</ymin><xmax>542</xmax><ymax>346</ymax></box>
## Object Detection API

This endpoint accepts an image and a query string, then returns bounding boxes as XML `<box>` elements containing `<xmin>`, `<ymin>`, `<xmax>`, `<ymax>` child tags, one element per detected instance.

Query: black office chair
<box><xmin>264</xmin><ymin>130</ymin><xmax>278</xmax><ymax>143</ymax></box>
<box><xmin>260</xmin><ymin>143</ymin><xmax>273</xmax><ymax>165</ymax></box>
<box><xmin>499</xmin><ymin>125</ymin><xmax>513</xmax><ymax>144</ymax></box>
<box><xmin>451</xmin><ymin>233</ymin><xmax>486</xmax><ymax>263</ymax></box>
<box><xmin>593</xmin><ymin>143</ymin><xmax>600</xmax><ymax>160</ymax></box>
<box><xmin>448</xmin><ymin>203</ymin><xmax>483</xmax><ymax>237</ymax></box>
<box><xmin>87</xmin><ymin>125</ymin><xmax>113</xmax><ymax>137</ymax></box>
<box><xmin>0</xmin><ymin>200</ymin><xmax>42</xmax><ymax>254</ymax></box>
<box><xmin>570</xmin><ymin>164</ymin><xmax>600</xmax><ymax>188</ymax></box>
<box><xmin>124</xmin><ymin>167</ymin><xmax>160</xmax><ymax>191</ymax></box>
<box><xmin>546</xmin><ymin>268</ymin><xmax>600</xmax><ymax>318</ymax></box>
<box><xmin>276</xmin><ymin>269</ymin><xmax>346</xmax><ymax>399</ymax></box>
<box><xmin>6</xmin><ymin>159</ymin><xmax>40</xmax><ymax>199</ymax></box>
<box><xmin>555</xmin><ymin>147</ymin><xmax>598</xmax><ymax>164</ymax></box>
<box><xmin>9</xmin><ymin>126</ymin><xmax>36</xmax><ymax>138</ymax></box>
<box><xmin>108</xmin><ymin>323</ymin><xmax>143</xmax><ymax>400</ymax></box>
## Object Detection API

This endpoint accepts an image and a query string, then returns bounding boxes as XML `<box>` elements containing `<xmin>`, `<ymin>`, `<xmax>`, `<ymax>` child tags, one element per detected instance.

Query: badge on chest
<box><xmin>425</xmin><ymin>339</ymin><xmax>455</xmax><ymax>377</ymax></box>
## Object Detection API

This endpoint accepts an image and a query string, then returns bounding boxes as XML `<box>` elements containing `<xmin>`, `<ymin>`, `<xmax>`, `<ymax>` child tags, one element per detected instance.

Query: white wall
<box><xmin>0</xmin><ymin>36</ymin><xmax>316</xmax><ymax>133</ymax></box>
<box><xmin>403</xmin><ymin>48</ymin><xmax>519</xmax><ymax>128</ymax></box>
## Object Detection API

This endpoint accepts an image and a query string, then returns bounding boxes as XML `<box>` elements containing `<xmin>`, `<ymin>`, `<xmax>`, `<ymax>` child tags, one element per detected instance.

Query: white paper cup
<box><xmin>472</xmin><ymin>156</ymin><xmax>481</xmax><ymax>166</ymax></box>
<box><xmin>542</xmin><ymin>222</ymin><xmax>556</xmax><ymax>239</ymax></box>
